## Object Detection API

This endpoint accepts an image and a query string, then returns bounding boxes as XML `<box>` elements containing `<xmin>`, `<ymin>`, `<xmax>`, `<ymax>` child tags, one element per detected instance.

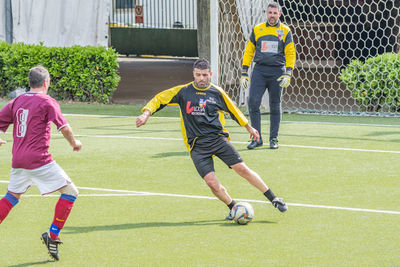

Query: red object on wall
<box><xmin>135</xmin><ymin>5</ymin><xmax>143</xmax><ymax>24</ymax></box>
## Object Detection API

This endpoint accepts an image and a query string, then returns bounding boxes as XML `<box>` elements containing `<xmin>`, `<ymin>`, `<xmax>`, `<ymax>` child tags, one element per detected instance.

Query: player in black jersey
<box><xmin>136</xmin><ymin>59</ymin><xmax>287</xmax><ymax>218</ymax></box>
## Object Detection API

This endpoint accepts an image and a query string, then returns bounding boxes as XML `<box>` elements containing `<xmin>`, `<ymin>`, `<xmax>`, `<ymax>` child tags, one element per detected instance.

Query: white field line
<box><xmin>281</xmin><ymin>120</ymin><xmax>400</xmax><ymax>128</ymax></box>
<box><xmin>63</xmin><ymin>114</ymin><xmax>400</xmax><ymax>128</ymax></box>
<box><xmin>65</xmin><ymin>114</ymin><xmax>181</xmax><ymax>120</ymax></box>
<box><xmin>4</xmin><ymin>131</ymin><xmax>400</xmax><ymax>154</ymax></box>
<box><xmin>59</xmin><ymin>134</ymin><xmax>400</xmax><ymax>154</ymax></box>
<box><xmin>0</xmin><ymin>180</ymin><xmax>399</xmax><ymax>215</ymax></box>
<box><xmin>73</xmin><ymin>134</ymin><xmax>182</xmax><ymax>141</ymax></box>
<box><xmin>276</xmin><ymin>144</ymin><xmax>400</xmax><ymax>154</ymax></box>
<box><xmin>66</xmin><ymin>115</ymin><xmax>400</xmax><ymax>154</ymax></box>
<box><xmin>2</xmin><ymin>116</ymin><xmax>399</xmax><ymax>154</ymax></box>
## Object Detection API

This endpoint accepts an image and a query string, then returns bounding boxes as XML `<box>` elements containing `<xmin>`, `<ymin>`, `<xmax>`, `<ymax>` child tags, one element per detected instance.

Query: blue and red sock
<box><xmin>49</xmin><ymin>194</ymin><xmax>76</xmax><ymax>240</ymax></box>
<box><xmin>0</xmin><ymin>192</ymin><xmax>19</xmax><ymax>224</ymax></box>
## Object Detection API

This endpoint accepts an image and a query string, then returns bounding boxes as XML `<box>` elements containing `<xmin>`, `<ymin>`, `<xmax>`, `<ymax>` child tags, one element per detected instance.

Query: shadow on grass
<box><xmin>63</xmin><ymin>219</ymin><xmax>275</xmax><ymax>234</ymax></box>
<box><xmin>151</xmin><ymin>151</ymin><xmax>188</xmax><ymax>158</ymax></box>
<box><xmin>8</xmin><ymin>260</ymin><xmax>53</xmax><ymax>267</ymax></box>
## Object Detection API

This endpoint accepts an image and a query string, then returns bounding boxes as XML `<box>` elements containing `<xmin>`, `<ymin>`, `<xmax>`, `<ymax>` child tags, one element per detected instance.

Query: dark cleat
<box><xmin>247</xmin><ymin>140</ymin><xmax>263</xmax><ymax>149</ymax></box>
<box><xmin>225</xmin><ymin>209</ymin><xmax>234</xmax><ymax>221</ymax></box>
<box><xmin>41</xmin><ymin>232</ymin><xmax>62</xmax><ymax>261</ymax></box>
<box><xmin>270</xmin><ymin>138</ymin><xmax>279</xmax><ymax>149</ymax></box>
<box><xmin>272</xmin><ymin>197</ymin><xmax>288</xmax><ymax>212</ymax></box>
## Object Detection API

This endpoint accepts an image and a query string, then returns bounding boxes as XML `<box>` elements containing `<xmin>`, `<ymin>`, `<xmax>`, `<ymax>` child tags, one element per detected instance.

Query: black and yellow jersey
<box><xmin>242</xmin><ymin>21</ymin><xmax>296</xmax><ymax>72</ymax></box>
<box><xmin>142</xmin><ymin>82</ymin><xmax>249</xmax><ymax>150</ymax></box>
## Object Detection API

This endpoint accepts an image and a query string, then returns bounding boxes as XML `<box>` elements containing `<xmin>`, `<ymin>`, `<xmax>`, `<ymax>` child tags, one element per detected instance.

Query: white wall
<box><xmin>0</xmin><ymin>0</ymin><xmax>6</xmax><ymax>41</ymax></box>
<box><xmin>5</xmin><ymin>0</ymin><xmax>110</xmax><ymax>47</ymax></box>
<box><xmin>111</xmin><ymin>0</ymin><xmax>197</xmax><ymax>29</ymax></box>
<box><xmin>144</xmin><ymin>0</ymin><xmax>197</xmax><ymax>28</ymax></box>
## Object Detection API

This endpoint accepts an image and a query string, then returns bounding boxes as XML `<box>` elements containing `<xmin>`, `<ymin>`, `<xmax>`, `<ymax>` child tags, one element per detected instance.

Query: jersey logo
<box><xmin>199</xmin><ymin>99</ymin><xmax>207</xmax><ymax>107</ymax></box>
<box><xmin>277</xmin><ymin>29</ymin><xmax>285</xmax><ymax>40</ymax></box>
<box><xmin>186</xmin><ymin>101</ymin><xmax>206</xmax><ymax>115</ymax></box>
<box><xmin>186</xmin><ymin>101</ymin><xmax>194</xmax><ymax>114</ymax></box>
<box><xmin>16</xmin><ymin>108</ymin><xmax>29</xmax><ymax>137</ymax></box>
<box><xmin>261</xmin><ymin>40</ymin><xmax>278</xmax><ymax>53</ymax></box>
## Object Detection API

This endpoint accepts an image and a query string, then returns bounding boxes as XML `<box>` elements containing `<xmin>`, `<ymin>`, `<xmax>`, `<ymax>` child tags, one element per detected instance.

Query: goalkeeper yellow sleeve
<box><xmin>284</xmin><ymin>42</ymin><xmax>296</xmax><ymax>71</ymax></box>
<box><xmin>242</xmin><ymin>41</ymin><xmax>256</xmax><ymax>68</ymax></box>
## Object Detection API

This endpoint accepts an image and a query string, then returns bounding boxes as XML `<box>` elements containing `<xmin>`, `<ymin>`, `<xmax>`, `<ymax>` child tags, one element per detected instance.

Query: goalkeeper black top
<box><xmin>142</xmin><ymin>82</ymin><xmax>248</xmax><ymax>151</ymax></box>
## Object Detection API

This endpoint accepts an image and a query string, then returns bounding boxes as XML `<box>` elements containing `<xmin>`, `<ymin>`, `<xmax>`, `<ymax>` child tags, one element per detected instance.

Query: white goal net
<box><xmin>214</xmin><ymin>0</ymin><xmax>400</xmax><ymax>116</ymax></box>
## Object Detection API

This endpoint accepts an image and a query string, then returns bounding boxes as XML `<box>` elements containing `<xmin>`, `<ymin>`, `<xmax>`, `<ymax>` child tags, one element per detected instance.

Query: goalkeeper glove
<box><xmin>277</xmin><ymin>73</ymin><xmax>292</xmax><ymax>88</ymax></box>
<box><xmin>240</xmin><ymin>71</ymin><xmax>250</xmax><ymax>90</ymax></box>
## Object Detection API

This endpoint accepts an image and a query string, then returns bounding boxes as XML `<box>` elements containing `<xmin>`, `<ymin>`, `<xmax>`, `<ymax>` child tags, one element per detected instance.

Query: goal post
<box><xmin>210</xmin><ymin>0</ymin><xmax>400</xmax><ymax>116</ymax></box>
<box><xmin>210</xmin><ymin>0</ymin><xmax>219</xmax><ymax>85</ymax></box>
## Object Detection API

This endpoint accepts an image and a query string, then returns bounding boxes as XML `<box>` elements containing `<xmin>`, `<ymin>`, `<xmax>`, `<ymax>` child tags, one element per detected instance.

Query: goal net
<box><xmin>214</xmin><ymin>0</ymin><xmax>400</xmax><ymax>116</ymax></box>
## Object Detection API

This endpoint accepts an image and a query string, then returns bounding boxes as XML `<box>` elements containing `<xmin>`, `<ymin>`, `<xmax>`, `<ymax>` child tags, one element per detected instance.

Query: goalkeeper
<box><xmin>136</xmin><ymin>59</ymin><xmax>287</xmax><ymax>220</ymax></box>
<box><xmin>241</xmin><ymin>1</ymin><xmax>296</xmax><ymax>149</ymax></box>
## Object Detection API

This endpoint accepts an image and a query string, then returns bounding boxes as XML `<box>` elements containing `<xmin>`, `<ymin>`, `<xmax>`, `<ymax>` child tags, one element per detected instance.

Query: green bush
<box><xmin>339</xmin><ymin>53</ymin><xmax>400</xmax><ymax>112</ymax></box>
<box><xmin>0</xmin><ymin>42</ymin><xmax>11</xmax><ymax>95</ymax></box>
<box><xmin>0</xmin><ymin>42</ymin><xmax>120</xmax><ymax>103</ymax></box>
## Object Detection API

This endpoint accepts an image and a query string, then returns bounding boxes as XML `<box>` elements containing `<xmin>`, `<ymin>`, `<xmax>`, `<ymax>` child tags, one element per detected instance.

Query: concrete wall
<box><xmin>0</xmin><ymin>1</ymin><xmax>6</xmax><ymax>41</ymax></box>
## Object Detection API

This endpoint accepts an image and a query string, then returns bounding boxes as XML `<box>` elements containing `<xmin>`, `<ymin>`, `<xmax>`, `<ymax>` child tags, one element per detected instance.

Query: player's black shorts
<box><xmin>190</xmin><ymin>135</ymin><xmax>243</xmax><ymax>178</ymax></box>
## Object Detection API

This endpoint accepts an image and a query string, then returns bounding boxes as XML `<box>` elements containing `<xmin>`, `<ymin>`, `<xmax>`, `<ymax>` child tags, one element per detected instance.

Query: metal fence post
<box><xmin>5</xmin><ymin>0</ymin><xmax>13</xmax><ymax>44</ymax></box>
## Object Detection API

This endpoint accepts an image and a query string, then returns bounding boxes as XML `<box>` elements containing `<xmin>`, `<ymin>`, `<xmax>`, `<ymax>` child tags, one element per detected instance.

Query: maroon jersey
<box><xmin>0</xmin><ymin>92</ymin><xmax>68</xmax><ymax>169</ymax></box>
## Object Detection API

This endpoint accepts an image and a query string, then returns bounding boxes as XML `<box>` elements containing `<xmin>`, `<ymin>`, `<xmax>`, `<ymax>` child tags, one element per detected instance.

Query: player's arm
<box><xmin>277</xmin><ymin>28</ymin><xmax>297</xmax><ymax>88</ymax></box>
<box><xmin>216</xmin><ymin>86</ymin><xmax>248</xmax><ymax>126</ymax></box>
<box><xmin>136</xmin><ymin>109</ymin><xmax>151</xmax><ymax>128</ymax></box>
<box><xmin>242</xmin><ymin>30</ymin><xmax>256</xmax><ymax>69</ymax></box>
<box><xmin>60</xmin><ymin>125</ymin><xmax>82</xmax><ymax>151</ymax></box>
<box><xmin>284</xmin><ymin>29</ymin><xmax>296</xmax><ymax>72</ymax></box>
<box><xmin>46</xmin><ymin>99</ymin><xmax>81</xmax><ymax>151</ymax></box>
<box><xmin>217</xmin><ymin>88</ymin><xmax>259</xmax><ymax>141</ymax></box>
<box><xmin>241</xmin><ymin>30</ymin><xmax>256</xmax><ymax>90</ymax></box>
<box><xmin>0</xmin><ymin>101</ymin><xmax>14</xmax><ymax>143</ymax></box>
<box><xmin>136</xmin><ymin>84</ymin><xmax>184</xmax><ymax>128</ymax></box>
<box><xmin>245</xmin><ymin>124</ymin><xmax>260</xmax><ymax>142</ymax></box>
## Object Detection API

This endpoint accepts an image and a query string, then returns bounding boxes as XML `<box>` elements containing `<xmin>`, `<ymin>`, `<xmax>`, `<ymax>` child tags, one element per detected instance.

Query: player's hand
<box><xmin>0</xmin><ymin>139</ymin><xmax>6</xmax><ymax>146</ymax></box>
<box><xmin>277</xmin><ymin>73</ymin><xmax>291</xmax><ymax>88</ymax></box>
<box><xmin>136</xmin><ymin>110</ymin><xmax>151</xmax><ymax>128</ymax></box>
<box><xmin>240</xmin><ymin>71</ymin><xmax>250</xmax><ymax>90</ymax></box>
<box><xmin>245</xmin><ymin>124</ymin><xmax>260</xmax><ymax>142</ymax></box>
<box><xmin>72</xmin><ymin>139</ymin><xmax>82</xmax><ymax>151</ymax></box>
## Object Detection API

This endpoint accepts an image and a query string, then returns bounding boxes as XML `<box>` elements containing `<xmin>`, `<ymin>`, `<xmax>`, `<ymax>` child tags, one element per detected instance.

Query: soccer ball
<box><xmin>232</xmin><ymin>202</ymin><xmax>254</xmax><ymax>225</ymax></box>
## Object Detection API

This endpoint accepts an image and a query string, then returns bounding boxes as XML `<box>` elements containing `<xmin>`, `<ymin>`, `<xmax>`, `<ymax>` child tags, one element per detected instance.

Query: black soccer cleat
<box><xmin>225</xmin><ymin>209</ymin><xmax>234</xmax><ymax>221</ymax></box>
<box><xmin>271</xmin><ymin>197</ymin><xmax>288</xmax><ymax>212</ymax></box>
<box><xmin>247</xmin><ymin>140</ymin><xmax>263</xmax><ymax>149</ymax></box>
<box><xmin>41</xmin><ymin>232</ymin><xmax>63</xmax><ymax>261</ymax></box>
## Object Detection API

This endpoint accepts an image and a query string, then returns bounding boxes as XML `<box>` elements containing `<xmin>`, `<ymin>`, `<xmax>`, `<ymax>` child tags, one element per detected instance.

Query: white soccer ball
<box><xmin>232</xmin><ymin>202</ymin><xmax>254</xmax><ymax>225</ymax></box>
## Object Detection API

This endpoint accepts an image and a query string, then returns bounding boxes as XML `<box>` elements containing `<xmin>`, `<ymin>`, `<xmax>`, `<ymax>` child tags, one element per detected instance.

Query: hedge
<box><xmin>339</xmin><ymin>53</ymin><xmax>400</xmax><ymax>112</ymax></box>
<box><xmin>0</xmin><ymin>41</ymin><xmax>120</xmax><ymax>103</ymax></box>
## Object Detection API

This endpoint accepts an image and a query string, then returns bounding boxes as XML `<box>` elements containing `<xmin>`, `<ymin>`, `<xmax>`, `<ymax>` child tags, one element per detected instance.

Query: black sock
<box><xmin>227</xmin><ymin>200</ymin><xmax>236</xmax><ymax>210</ymax></box>
<box><xmin>264</xmin><ymin>189</ymin><xmax>276</xmax><ymax>202</ymax></box>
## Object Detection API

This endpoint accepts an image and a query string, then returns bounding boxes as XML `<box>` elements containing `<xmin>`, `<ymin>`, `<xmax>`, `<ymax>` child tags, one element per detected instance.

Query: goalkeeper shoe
<box><xmin>271</xmin><ymin>197</ymin><xmax>288</xmax><ymax>212</ymax></box>
<box><xmin>41</xmin><ymin>232</ymin><xmax>63</xmax><ymax>261</ymax></box>
<box><xmin>270</xmin><ymin>138</ymin><xmax>279</xmax><ymax>149</ymax></box>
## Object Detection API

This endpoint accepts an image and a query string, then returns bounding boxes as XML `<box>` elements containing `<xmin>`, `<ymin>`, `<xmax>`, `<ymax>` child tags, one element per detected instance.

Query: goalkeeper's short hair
<box><xmin>267</xmin><ymin>2</ymin><xmax>281</xmax><ymax>12</ymax></box>
<box><xmin>193</xmin><ymin>58</ymin><xmax>210</xmax><ymax>70</ymax></box>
